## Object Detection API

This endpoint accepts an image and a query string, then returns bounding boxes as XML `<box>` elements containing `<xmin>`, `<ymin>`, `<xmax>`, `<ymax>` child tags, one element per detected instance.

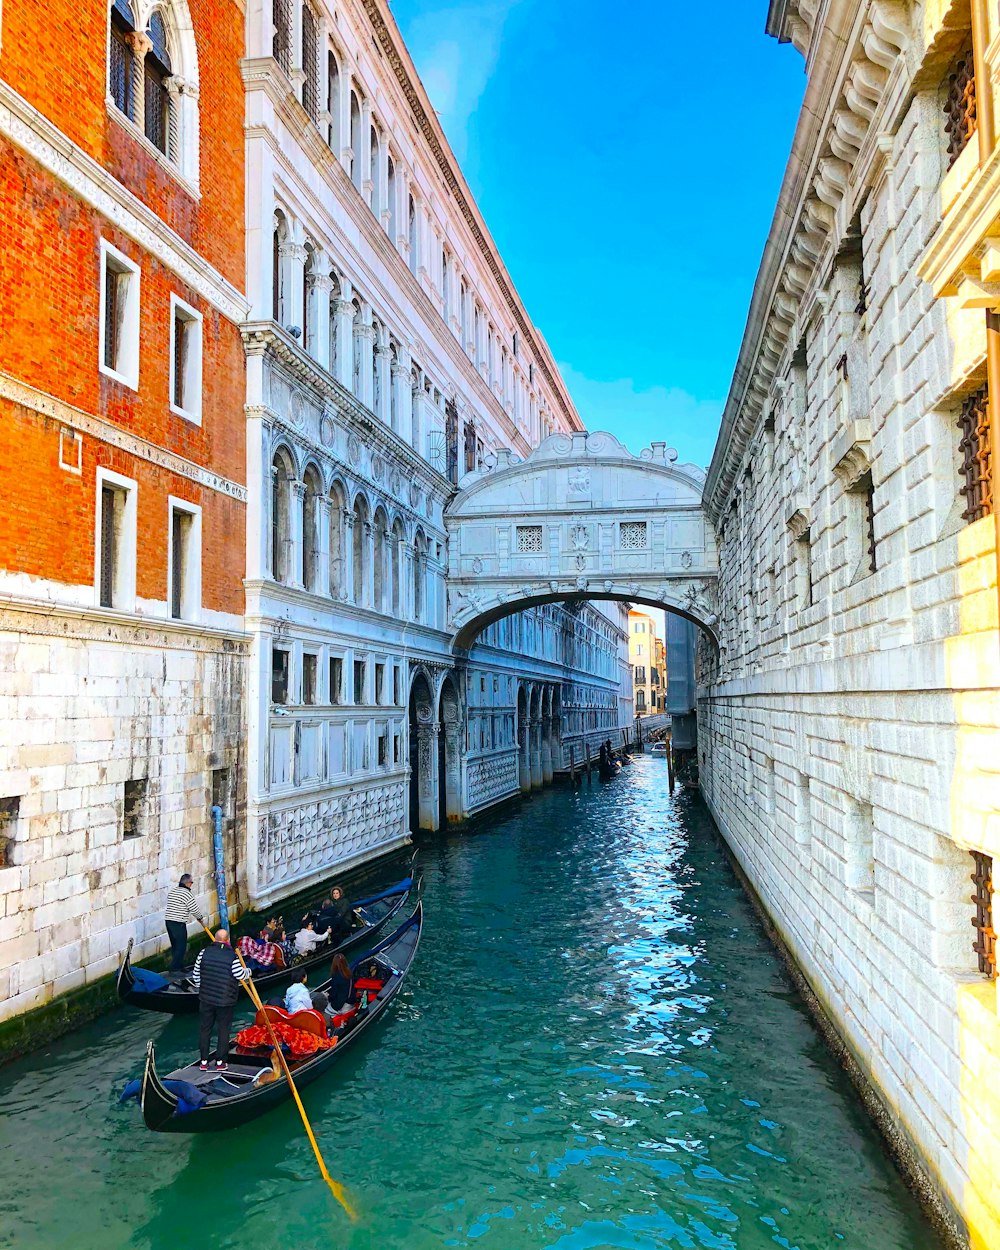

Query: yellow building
<box><xmin>628</xmin><ymin>610</ymin><xmax>666</xmax><ymax>717</ymax></box>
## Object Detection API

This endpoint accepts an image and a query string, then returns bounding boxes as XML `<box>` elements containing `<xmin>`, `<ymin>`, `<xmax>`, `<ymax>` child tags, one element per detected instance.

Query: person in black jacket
<box><xmin>316</xmin><ymin>886</ymin><xmax>354</xmax><ymax>939</ymax></box>
<box><xmin>191</xmin><ymin>930</ymin><xmax>251</xmax><ymax>1071</ymax></box>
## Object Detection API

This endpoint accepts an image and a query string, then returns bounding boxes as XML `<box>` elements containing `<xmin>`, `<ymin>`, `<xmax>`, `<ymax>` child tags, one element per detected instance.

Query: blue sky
<box><xmin>391</xmin><ymin>0</ymin><xmax>806</xmax><ymax>469</ymax></box>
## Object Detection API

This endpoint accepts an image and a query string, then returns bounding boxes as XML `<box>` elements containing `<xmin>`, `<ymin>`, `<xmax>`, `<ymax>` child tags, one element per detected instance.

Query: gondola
<box><xmin>116</xmin><ymin>869</ymin><xmax>416</xmax><ymax>1015</ymax></box>
<box><xmin>134</xmin><ymin>903</ymin><xmax>423</xmax><ymax>1133</ymax></box>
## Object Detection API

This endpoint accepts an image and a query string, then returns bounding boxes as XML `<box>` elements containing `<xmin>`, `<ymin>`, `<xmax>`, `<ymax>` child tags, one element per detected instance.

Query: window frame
<box><xmin>99</xmin><ymin>240</ymin><xmax>141</xmax><ymax>391</ymax></box>
<box><xmin>167</xmin><ymin>496</ymin><xmax>202</xmax><ymax>622</ymax></box>
<box><xmin>95</xmin><ymin>467</ymin><xmax>138</xmax><ymax>612</ymax></box>
<box><xmin>169</xmin><ymin>293</ymin><xmax>203</xmax><ymax>424</ymax></box>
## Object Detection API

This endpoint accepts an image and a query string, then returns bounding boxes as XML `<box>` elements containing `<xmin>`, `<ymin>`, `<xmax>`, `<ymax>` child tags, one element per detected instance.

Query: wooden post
<box><xmin>667</xmin><ymin>741</ymin><xmax>675</xmax><ymax>795</ymax></box>
<box><xmin>569</xmin><ymin>743</ymin><xmax>577</xmax><ymax>788</ymax></box>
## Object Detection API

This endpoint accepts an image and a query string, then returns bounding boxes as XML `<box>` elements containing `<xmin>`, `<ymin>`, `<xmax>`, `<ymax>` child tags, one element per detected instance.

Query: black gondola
<box><xmin>135</xmin><ymin>904</ymin><xmax>423</xmax><ymax>1133</ymax></box>
<box><xmin>116</xmin><ymin>869</ymin><xmax>416</xmax><ymax>1015</ymax></box>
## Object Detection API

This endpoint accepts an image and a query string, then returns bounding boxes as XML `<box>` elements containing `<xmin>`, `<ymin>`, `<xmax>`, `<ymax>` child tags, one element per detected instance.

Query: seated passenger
<box><xmin>316</xmin><ymin>886</ymin><xmax>353</xmax><ymax>938</ymax></box>
<box><xmin>327</xmin><ymin>954</ymin><xmax>354</xmax><ymax>1014</ymax></box>
<box><xmin>294</xmin><ymin>918</ymin><xmax>331</xmax><ymax>959</ymax></box>
<box><xmin>284</xmin><ymin>969</ymin><xmax>312</xmax><ymax>1015</ymax></box>
<box><xmin>310</xmin><ymin>988</ymin><xmax>330</xmax><ymax>1015</ymax></box>
<box><xmin>354</xmin><ymin>961</ymin><xmax>385</xmax><ymax>1009</ymax></box>
<box><xmin>236</xmin><ymin>929</ymin><xmax>279</xmax><ymax>972</ymax></box>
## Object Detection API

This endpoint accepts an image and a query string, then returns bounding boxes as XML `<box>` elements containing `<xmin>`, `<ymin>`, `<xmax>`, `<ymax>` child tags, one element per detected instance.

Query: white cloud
<box><xmin>557</xmin><ymin>363</ymin><xmax>724</xmax><ymax>471</ymax></box>
<box><xmin>403</xmin><ymin>2</ymin><xmax>524</xmax><ymax>161</ymax></box>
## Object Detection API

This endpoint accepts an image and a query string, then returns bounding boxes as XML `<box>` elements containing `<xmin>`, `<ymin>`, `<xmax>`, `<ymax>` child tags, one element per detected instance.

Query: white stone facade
<box><xmin>241</xmin><ymin>0</ymin><xmax>633</xmax><ymax>905</ymax></box>
<box><xmin>702</xmin><ymin>4</ymin><xmax>1000</xmax><ymax>1245</ymax></box>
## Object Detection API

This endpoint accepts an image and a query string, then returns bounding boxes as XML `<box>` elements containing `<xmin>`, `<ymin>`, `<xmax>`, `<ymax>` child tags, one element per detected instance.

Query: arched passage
<box><xmin>407</xmin><ymin>670</ymin><xmax>435</xmax><ymax>832</ymax></box>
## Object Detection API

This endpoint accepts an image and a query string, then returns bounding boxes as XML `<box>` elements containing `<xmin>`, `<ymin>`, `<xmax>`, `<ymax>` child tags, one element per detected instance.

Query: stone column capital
<box><xmin>125</xmin><ymin>30</ymin><xmax>153</xmax><ymax>57</ymax></box>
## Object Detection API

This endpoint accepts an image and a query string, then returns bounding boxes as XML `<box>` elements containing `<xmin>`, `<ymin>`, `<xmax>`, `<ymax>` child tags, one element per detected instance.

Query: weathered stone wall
<box><xmin>702</xmin><ymin>6</ymin><xmax>1000</xmax><ymax>1246</ymax></box>
<box><xmin>0</xmin><ymin>607</ymin><xmax>246</xmax><ymax>1025</ymax></box>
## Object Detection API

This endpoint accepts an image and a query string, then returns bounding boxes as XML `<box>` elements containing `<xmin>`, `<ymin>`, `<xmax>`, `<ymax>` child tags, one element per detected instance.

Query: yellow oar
<box><xmin>201</xmin><ymin>926</ymin><xmax>357</xmax><ymax>1221</ymax></box>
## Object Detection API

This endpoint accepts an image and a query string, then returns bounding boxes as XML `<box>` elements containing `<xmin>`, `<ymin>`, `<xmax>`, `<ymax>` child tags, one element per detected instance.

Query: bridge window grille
<box><xmin>944</xmin><ymin>51</ymin><xmax>977</xmax><ymax>168</ymax></box>
<box><xmin>971</xmin><ymin>852</ymin><xmax>996</xmax><ymax>979</ymax></box>
<box><xmin>620</xmin><ymin>521</ymin><xmax>648</xmax><ymax>550</ymax></box>
<box><xmin>516</xmin><ymin>525</ymin><xmax>543</xmax><ymax>553</ymax></box>
<box><xmin>958</xmin><ymin>384</ymin><xmax>992</xmax><ymax>522</ymax></box>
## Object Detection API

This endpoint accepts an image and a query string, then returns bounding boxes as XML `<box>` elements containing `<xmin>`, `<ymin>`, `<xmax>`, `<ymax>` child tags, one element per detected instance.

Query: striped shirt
<box><xmin>191</xmin><ymin>947</ymin><xmax>252</xmax><ymax>988</ymax></box>
<box><xmin>164</xmin><ymin>886</ymin><xmax>205</xmax><ymax>925</ymax></box>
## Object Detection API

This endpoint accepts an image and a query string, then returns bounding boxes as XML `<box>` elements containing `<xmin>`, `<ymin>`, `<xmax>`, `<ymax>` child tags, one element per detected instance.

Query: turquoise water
<box><xmin>0</xmin><ymin>759</ymin><xmax>943</xmax><ymax>1250</ymax></box>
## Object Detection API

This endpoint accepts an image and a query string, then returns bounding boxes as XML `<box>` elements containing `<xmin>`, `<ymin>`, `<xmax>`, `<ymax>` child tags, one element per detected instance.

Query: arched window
<box><xmin>327</xmin><ymin>51</ymin><xmax>340</xmax><ymax>149</ymax></box>
<box><xmin>329</xmin><ymin>483</ymin><xmax>346</xmax><ymax>597</ymax></box>
<box><xmin>474</xmin><ymin>304</ymin><xmax>481</xmax><ymax>363</ymax></box>
<box><xmin>441</xmin><ymin>250</ymin><xmax>450</xmax><ymax>323</ymax></box>
<box><xmin>143</xmin><ymin>12</ymin><xmax>171</xmax><ymax>154</ymax></box>
<box><xmin>301</xmin><ymin>3</ymin><xmax>319</xmax><ymax>121</ymax></box>
<box><xmin>373</xmin><ymin>507</ymin><xmax>389</xmax><ymax>612</ymax></box>
<box><xmin>413</xmin><ymin>530</ymin><xmax>426</xmax><ymax>622</ymax></box>
<box><xmin>387</xmin><ymin>156</ymin><xmax>397</xmax><ymax>240</ymax></box>
<box><xmin>391</xmin><ymin>518</ymin><xmax>404</xmax><ymax>615</ymax></box>
<box><xmin>350</xmin><ymin>91</ymin><xmax>363</xmax><ymax>190</ymax></box>
<box><xmin>352</xmin><ymin>494</ymin><xmax>369</xmax><ymax>606</ymax></box>
<box><xmin>302</xmin><ymin>465</ymin><xmax>322</xmax><ymax>591</ymax></box>
<box><xmin>460</xmin><ymin>283</ymin><xmax>468</xmax><ymax>347</ymax></box>
<box><xmin>408</xmin><ymin>196</ymin><xmax>418</xmax><ymax>276</ymax></box>
<box><xmin>270</xmin><ymin>448</ymin><xmax>295</xmax><ymax>583</ymax></box>
<box><xmin>272</xmin><ymin>209</ymin><xmax>289</xmax><ymax>324</ymax></box>
<box><xmin>370</xmin><ymin>126</ymin><xmax>381</xmax><ymax>216</ymax></box>
<box><xmin>273</xmin><ymin>0</ymin><xmax>292</xmax><ymax>73</ymax></box>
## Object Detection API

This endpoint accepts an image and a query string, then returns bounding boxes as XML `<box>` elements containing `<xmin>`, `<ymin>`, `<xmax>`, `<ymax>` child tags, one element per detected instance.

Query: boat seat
<box><xmin>253</xmin><ymin>1003</ymin><xmax>328</xmax><ymax>1039</ymax></box>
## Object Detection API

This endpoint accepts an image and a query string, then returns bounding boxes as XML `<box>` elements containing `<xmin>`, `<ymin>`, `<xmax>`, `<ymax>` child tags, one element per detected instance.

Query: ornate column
<box><xmin>244</xmin><ymin>340</ymin><xmax>271</xmax><ymax>583</ymax></box>
<box><xmin>342</xmin><ymin>508</ymin><xmax>355</xmax><ymax>602</ymax></box>
<box><xmin>333</xmin><ymin>296</ymin><xmax>354</xmax><ymax>390</ymax></box>
<box><xmin>374</xmin><ymin>343</ymin><xmax>391</xmax><ymax>424</ymax></box>
<box><xmin>518</xmin><ymin>718</ymin><xmax>531</xmax><ymax>794</ymax></box>
<box><xmin>530</xmin><ymin>718</ymin><xmax>543</xmax><ymax>788</ymax></box>
<box><xmin>309</xmin><ymin>271</ymin><xmax>333</xmax><ymax>368</ymax></box>
<box><xmin>316</xmin><ymin>496</ymin><xmax>332</xmax><ymax>595</ymax></box>
<box><xmin>355</xmin><ymin>317</ymin><xmax>375</xmax><ymax>409</ymax></box>
<box><xmin>416</xmin><ymin>723</ymin><xmax>440</xmax><ymax>831</ymax></box>
<box><xmin>363</xmin><ymin>520</ymin><xmax>376</xmax><ymax>609</ymax></box>
<box><xmin>288</xmin><ymin>480</ymin><xmax>306</xmax><ymax>589</ymax></box>
<box><xmin>284</xmin><ymin>242</ymin><xmax>307</xmax><ymax>337</ymax></box>
<box><xmin>125</xmin><ymin>32</ymin><xmax>152</xmax><ymax>133</ymax></box>
<box><xmin>361</xmin><ymin>98</ymin><xmax>373</xmax><ymax>205</ymax></box>
<box><xmin>403</xmin><ymin>545</ymin><xmax>415</xmax><ymax>621</ymax></box>
<box><xmin>443</xmin><ymin>715</ymin><xmax>464</xmax><ymax>821</ymax></box>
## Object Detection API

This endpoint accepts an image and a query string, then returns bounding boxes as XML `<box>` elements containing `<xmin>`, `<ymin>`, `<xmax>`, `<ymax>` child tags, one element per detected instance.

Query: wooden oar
<box><xmin>201</xmin><ymin>927</ymin><xmax>357</xmax><ymax>1221</ymax></box>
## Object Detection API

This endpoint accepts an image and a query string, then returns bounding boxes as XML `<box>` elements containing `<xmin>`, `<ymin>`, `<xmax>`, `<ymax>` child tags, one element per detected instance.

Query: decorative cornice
<box><xmin>0</xmin><ymin>371</ymin><xmax>248</xmax><ymax>502</ymax></box>
<box><xmin>831</xmin><ymin>419</ymin><xmax>872</xmax><ymax>489</ymax></box>
<box><xmin>358</xmin><ymin>0</ymin><xmax>584</xmax><ymax>436</ymax></box>
<box><xmin>0</xmin><ymin>81</ymin><xmax>248</xmax><ymax>324</ymax></box>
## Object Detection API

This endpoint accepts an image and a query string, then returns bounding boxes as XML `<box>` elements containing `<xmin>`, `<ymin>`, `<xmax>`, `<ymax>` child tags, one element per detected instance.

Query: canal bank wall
<box><xmin>701</xmin><ymin>787</ymin><xmax>966</xmax><ymax>1250</ymax></box>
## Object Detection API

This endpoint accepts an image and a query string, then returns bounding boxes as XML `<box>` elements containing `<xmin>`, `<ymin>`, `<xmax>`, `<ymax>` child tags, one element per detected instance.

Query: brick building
<box><xmin>0</xmin><ymin>0</ymin><xmax>248</xmax><ymax>1022</ymax></box>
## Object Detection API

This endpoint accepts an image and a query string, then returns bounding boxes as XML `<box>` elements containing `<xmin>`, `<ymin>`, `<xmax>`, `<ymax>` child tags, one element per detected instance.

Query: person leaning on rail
<box><xmin>191</xmin><ymin>929</ymin><xmax>251</xmax><ymax>1072</ymax></box>
<box><xmin>163</xmin><ymin>873</ymin><xmax>206</xmax><ymax>973</ymax></box>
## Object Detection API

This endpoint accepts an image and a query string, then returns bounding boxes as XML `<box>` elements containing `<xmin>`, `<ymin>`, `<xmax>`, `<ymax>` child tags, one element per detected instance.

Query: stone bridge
<box><xmin>445</xmin><ymin>431</ymin><xmax>719</xmax><ymax>649</ymax></box>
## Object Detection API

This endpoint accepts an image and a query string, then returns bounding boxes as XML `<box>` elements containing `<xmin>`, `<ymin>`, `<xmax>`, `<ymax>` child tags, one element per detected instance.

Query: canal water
<box><xmin>0</xmin><ymin>758</ymin><xmax>943</xmax><ymax>1250</ymax></box>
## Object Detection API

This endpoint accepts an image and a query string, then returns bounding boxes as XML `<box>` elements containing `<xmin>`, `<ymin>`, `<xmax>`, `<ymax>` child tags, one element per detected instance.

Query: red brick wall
<box><xmin>0</xmin><ymin>0</ymin><xmax>245</xmax><ymax>291</ymax></box>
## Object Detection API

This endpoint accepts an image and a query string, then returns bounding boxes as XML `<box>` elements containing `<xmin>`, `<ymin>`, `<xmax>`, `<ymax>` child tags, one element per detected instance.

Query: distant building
<box><xmin>628</xmin><ymin>610</ymin><xmax>665</xmax><ymax>717</ymax></box>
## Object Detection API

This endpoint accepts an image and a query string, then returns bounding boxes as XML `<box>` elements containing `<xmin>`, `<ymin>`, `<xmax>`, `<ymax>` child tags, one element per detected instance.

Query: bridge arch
<box><xmin>444</xmin><ymin>430</ymin><xmax>719</xmax><ymax>653</ymax></box>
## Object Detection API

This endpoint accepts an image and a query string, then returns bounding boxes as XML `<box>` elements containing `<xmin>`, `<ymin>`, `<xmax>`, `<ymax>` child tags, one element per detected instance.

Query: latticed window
<box><xmin>944</xmin><ymin>51</ymin><xmax>977</xmax><ymax>169</ymax></box>
<box><xmin>971</xmin><ymin>852</ymin><xmax>996</xmax><ymax>979</ymax></box>
<box><xmin>464</xmin><ymin>421</ymin><xmax>477</xmax><ymax>474</ymax></box>
<box><xmin>958</xmin><ymin>384</ymin><xmax>992</xmax><ymax>523</ymax></box>
<box><xmin>301</xmin><ymin>4</ymin><xmax>319</xmax><ymax>121</ymax></box>
<box><xmin>516</xmin><ymin>525</ymin><xmax>543</xmax><ymax>553</ymax></box>
<box><xmin>620</xmin><ymin>521</ymin><xmax>648</xmax><ymax>550</ymax></box>
<box><xmin>143</xmin><ymin>12</ymin><xmax>171</xmax><ymax>154</ymax></box>
<box><xmin>110</xmin><ymin>13</ymin><xmax>134</xmax><ymax>117</ymax></box>
<box><xmin>273</xmin><ymin>0</ymin><xmax>292</xmax><ymax>74</ymax></box>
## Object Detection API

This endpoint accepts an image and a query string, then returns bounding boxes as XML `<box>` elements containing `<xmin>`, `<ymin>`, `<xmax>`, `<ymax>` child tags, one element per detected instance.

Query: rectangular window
<box><xmin>971</xmin><ymin>852</ymin><xmax>996</xmax><ymax>979</ymax></box>
<box><xmin>635</xmin><ymin>665</ymin><xmax>646</xmax><ymax>684</ymax></box>
<box><xmin>143</xmin><ymin>57</ymin><xmax>169</xmax><ymax>153</ymax></box>
<box><xmin>0</xmin><ymin>797</ymin><xmax>20</xmax><ymax>868</ymax></box>
<box><xmin>271</xmin><ymin>647</ymin><xmax>289</xmax><ymax>704</ymax></box>
<box><xmin>122</xmin><ymin>778</ymin><xmax>147</xmax><ymax>839</ymax></box>
<box><xmin>96</xmin><ymin>470</ymin><xmax>137</xmax><ymax>611</ymax></box>
<box><xmin>944</xmin><ymin>50</ymin><xmax>977</xmax><ymax>169</ymax></box>
<box><xmin>302</xmin><ymin>653</ymin><xmax>318</xmax><ymax>705</ymax></box>
<box><xmin>110</xmin><ymin>19</ymin><xmax>134</xmax><ymax>117</ymax></box>
<box><xmin>354</xmin><ymin>658</ymin><xmax>366</xmax><ymax>705</ymax></box>
<box><xmin>329</xmin><ymin>656</ymin><xmax>343</xmax><ymax>705</ymax></box>
<box><xmin>99</xmin><ymin>241</ymin><xmax>140</xmax><ymax>389</ymax></box>
<box><xmin>620</xmin><ymin>521</ymin><xmax>648</xmax><ymax>550</ymax></box>
<box><xmin>375</xmin><ymin>662</ymin><xmax>385</xmax><ymax>705</ymax></box>
<box><xmin>958</xmin><ymin>384</ymin><xmax>992</xmax><ymax>524</ymax></box>
<box><xmin>170</xmin><ymin>296</ymin><xmax>203</xmax><ymax>423</ymax></box>
<box><xmin>377</xmin><ymin>731</ymin><xmax>387</xmax><ymax>767</ymax></box>
<box><xmin>794</xmin><ymin>529</ymin><xmax>814</xmax><ymax>609</ymax></box>
<box><xmin>168</xmin><ymin>500</ymin><xmax>200</xmax><ymax>621</ymax></box>
<box><xmin>516</xmin><ymin>525</ymin><xmax>543</xmax><ymax>553</ymax></box>
<box><xmin>393</xmin><ymin>666</ymin><xmax>401</xmax><ymax>706</ymax></box>
<box><xmin>393</xmin><ymin>733</ymin><xmax>401</xmax><ymax>764</ymax></box>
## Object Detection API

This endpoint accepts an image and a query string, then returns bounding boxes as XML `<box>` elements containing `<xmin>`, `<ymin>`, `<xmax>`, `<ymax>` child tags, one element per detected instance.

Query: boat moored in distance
<box><xmin>116</xmin><ymin>867</ymin><xmax>416</xmax><ymax>1015</ymax></box>
<box><xmin>135</xmin><ymin>903</ymin><xmax>423</xmax><ymax>1133</ymax></box>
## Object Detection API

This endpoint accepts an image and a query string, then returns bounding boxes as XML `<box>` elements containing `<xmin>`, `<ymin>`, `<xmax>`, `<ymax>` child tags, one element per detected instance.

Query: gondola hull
<box><xmin>138</xmin><ymin>905</ymin><xmax>422</xmax><ymax>1133</ymax></box>
<box><xmin>117</xmin><ymin>872</ymin><xmax>414</xmax><ymax>1015</ymax></box>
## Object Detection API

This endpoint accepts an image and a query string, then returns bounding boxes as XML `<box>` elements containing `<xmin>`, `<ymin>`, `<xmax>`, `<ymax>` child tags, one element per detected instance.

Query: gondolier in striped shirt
<box><xmin>192</xmin><ymin>929</ymin><xmax>251</xmax><ymax>1071</ymax></box>
<box><xmin>164</xmin><ymin>874</ymin><xmax>206</xmax><ymax>972</ymax></box>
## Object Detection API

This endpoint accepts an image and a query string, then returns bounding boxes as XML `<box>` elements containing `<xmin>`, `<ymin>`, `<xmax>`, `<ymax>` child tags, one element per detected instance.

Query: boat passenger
<box><xmin>293</xmin><ymin>918</ymin><xmax>331</xmax><ymax>958</ymax></box>
<box><xmin>236</xmin><ymin>929</ymin><xmax>280</xmax><ymax>972</ymax></box>
<box><xmin>327</xmin><ymin>953</ymin><xmax>354</xmax><ymax>1013</ymax></box>
<box><xmin>284</xmin><ymin>969</ymin><xmax>312</xmax><ymax>1015</ymax></box>
<box><xmin>317</xmin><ymin>886</ymin><xmax>354</xmax><ymax>938</ymax></box>
<box><xmin>163</xmin><ymin>873</ymin><xmax>206</xmax><ymax>972</ymax></box>
<box><xmin>192</xmin><ymin>929</ymin><xmax>251</xmax><ymax>1072</ymax></box>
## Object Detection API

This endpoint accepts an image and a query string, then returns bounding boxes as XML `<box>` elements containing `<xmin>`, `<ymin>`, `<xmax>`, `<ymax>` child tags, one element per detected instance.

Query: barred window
<box><xmin>516</xmin><ymin>525</ymin><xmax>543</xmax><ymax>553</ymax></box>
<box><xmin>273</xmin><ymin>0</ymin><xmax>292</xmax><ymax>73</ymax></box>
<box><xmin>110</xmin><ymin>14</ymin><xmax>134</xmax><ymax>117</ymax></box>
<box><xmin>971</xmin><ymin>852</ymin><xmax>996</xmax><ymax>979</ymax></box>
<box><xmin>302</xmin><ymin>4</ymin><xmax>319</xmax><ymax>121</ymax></box>
<box><xmin>143</xmin><ymin>12</ymin><xmax>171</xmax><ymax>155</ymax></box>
<box><xmin>958</xmin><ymin>385</ymin><xmax>992</xmax><ymax>523</ymax></box>
<box><xmin>944</xmin><ymin>50</ymin><xmax>977</xmax><ymax>169</ymax></box>
<box><xmin>620</xmin><ymin>521</ymin><xmax>648</xmax><ymax>550</ymax></box>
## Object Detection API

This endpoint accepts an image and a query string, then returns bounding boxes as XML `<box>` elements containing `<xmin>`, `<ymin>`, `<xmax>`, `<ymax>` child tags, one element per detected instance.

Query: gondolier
<box><xmin>164</xmin><ymin>874</ymin><xmax>206</xmax><ymax>972</ymax></box>
<box><xmin>191</xmin><ymin>929</ymin><xmax>251</xmax><ymax>1071</ymax></box>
